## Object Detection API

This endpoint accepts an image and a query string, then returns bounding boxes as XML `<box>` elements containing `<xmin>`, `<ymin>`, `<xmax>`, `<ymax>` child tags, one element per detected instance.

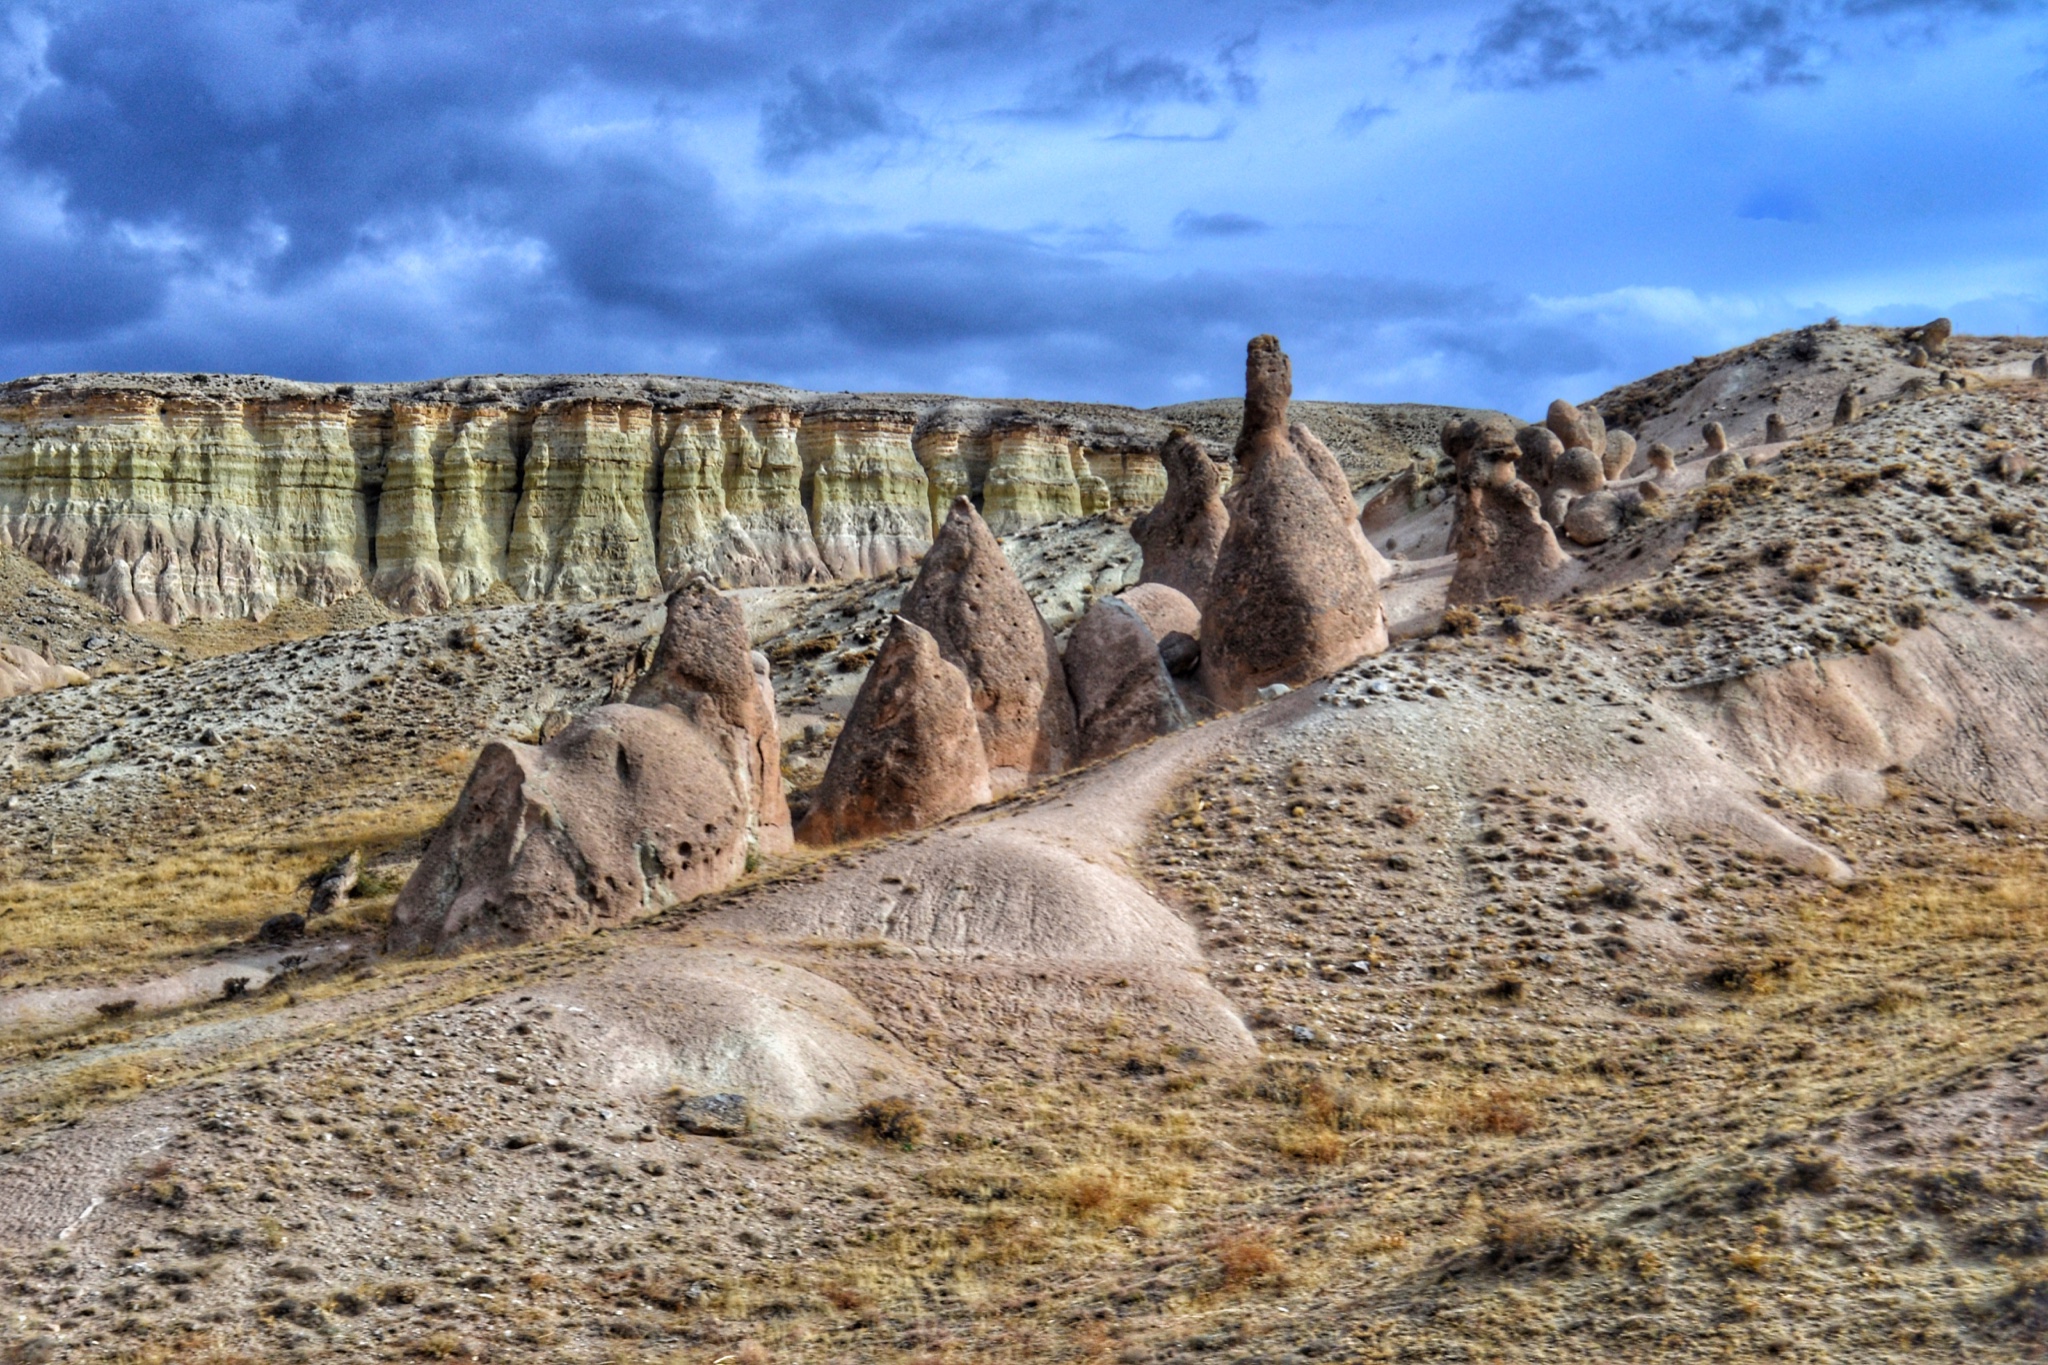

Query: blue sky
<box><xmin>0</xmin><ymin>0</ymin><xmax>2043</xmax><ymax>416</ymax></box>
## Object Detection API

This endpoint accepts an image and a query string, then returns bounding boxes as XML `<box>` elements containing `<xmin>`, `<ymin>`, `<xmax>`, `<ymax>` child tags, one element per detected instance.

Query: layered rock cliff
<box><xmin>0</xmin><ymin>370</ymin><xmax>1459</xmax><ymax>624</ymax></box>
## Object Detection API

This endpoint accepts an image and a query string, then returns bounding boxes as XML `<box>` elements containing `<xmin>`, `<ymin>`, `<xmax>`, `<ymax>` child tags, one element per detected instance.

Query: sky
<box><xmin>0</xmin><ymin>1</ymin><xmax>2044</xmax><ymax>416</ymax></box>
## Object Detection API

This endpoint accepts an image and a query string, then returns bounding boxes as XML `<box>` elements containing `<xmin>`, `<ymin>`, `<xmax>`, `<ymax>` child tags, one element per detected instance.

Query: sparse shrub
<box><xmin>1380</xmin><ymin>804</ymin><xmax>1420</xmax><ymax>829</ymax></box>
<box><xmin>856</xmin><ymin>1096</ymin><xmax>926</xmax><ymax>1147</ymax></box>
<box><xmin>1213</xmin><ymin>1230</ymin><xmax>1287</xmax><ymax>1286</ymax></box>
<box><xmin>1484</xmin><ymin>976</ymin><xmax>1526</xmax><ymax>1003</ymax></box>
<box><xmin>1782</xmin><ymin>1149</ymin><xmax>1843</xmax><ymax>1195</ymax></box>
<box><xmin>1700</xmin><ymin>957</ymin><xmax>1803</xmax><ymax>994</ymax></box>
<box><xmin>1893</xmin><ymin>600</ymin><xmax>1929</xmax><ymax>629</ymax></box>
<box><xmin>1454</xmin><ymin>1090</ymin><xmax>1539</xmax><ymax>1137</ymax></box>
<box><xmin>736</xmin><ymin>1341</ymin><xmax>773</xmax><ymax>1365</ymax></box>
<box><xmin>1838</xmin><ymin>469</ymin><xmax>1880</xmax><ymax>495</ymax></box>
<box><xmin>1440</xmin><ymin>607</ymin><xmax>1480</xmax><ymax>637</ymax></box>
<box><xmin>96</xmin><ymin>999</ymin><xmax>138</xmax><ymax>1020</ymax></box>
<box><xmin>1275</xmin><ymin>1126</ymin><xmax>1345</xmax><ymax>1164</ymax></box>
<box><xmin>1051</xmin><ymin>1166</ymin><xmax>1175</xmax><ymax>1227</ymax></box>
<box><xmin>1484</xmin><ymin>1209</ymin><xmax>1591</xmax><ymax>1271</ymax></box>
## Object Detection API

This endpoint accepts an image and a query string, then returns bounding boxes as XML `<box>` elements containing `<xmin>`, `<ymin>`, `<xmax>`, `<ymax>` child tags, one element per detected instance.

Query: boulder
<box><xmin>1602</xmin><ymin>430</ymin><xmax>1637</xmax><ymax>482</ymax></box>
<box><xmin>628</xmin><ymin>576</ymin><xmax>790</xmax><ymax>853</ymax></box>
<box><xmin>1834</xmin><ymin>388</ymin><xmax>1862</xmax><ymax>426</ymax></box>
<box><xmin>1515</xmin><ymin>425</ymin><xmax>1564</xmax><ymax>490</ymax></box>
<box><xmin>1545</xmin><ymin>400</ymin><xmax>1606</xmax><ymax>464</ymax></box>
<box><xmin>1647</xmin><ymin>442</ymin><xmax>1678</xmax><ymax>477</ymax></box>
<box><xmin>1444</xmin><ymin>414</ymin><xmax>1571</xmax><ymax>606</ymax></box>
<box><xmin>1199</xmin><ymin>336</ymin><xmax>1388</xmax><ymax>708</ymax></box>
<box><xmin>303</xmin><ymin>850</ymin><xmax>360</xmax><ymax>918</ymax></box>
<box><xmin>674</xmin><ymin>1093</ymin><xmax>751</xmax><ymax>1138</ymax></box>
<box><xmin>1562</xmin><ymin>490</ymin><xmax>1625</xmax><ymax>546</ymax></box>
<box><xmin>1116</xmin><ymin>582</ymin><xmax>1200</xmax><ymax>644</ymax></box>
<box><xmin>2034</xmin><ymin>355</ymin><xmax>2047</xmax><ymax>380</ymax></box>
<box><xmin>796</xmin><ymin>616</ymin><xmax>993</xmax><ymax>844</ymax></box>
<box><xmin>1554</xmin><ymin>447</ymin><xmax>1605</xmax><ymax>496</ymax></box>
<box><xmin>1706</xmin><ymin>450</ymin><xmax>1749</xmax><ymax>481</ymax></box>
<box><xmin>1703</xmin><ymin>422</ymin><xmax>1728</xmax><ymax>454</ymax></box>
<box><xmin>1130</xmin><ymin>428</ymin><xmax>1229</xmax><ymax>607</ymax></box>
<box><xmin>1765</xmin><ymin>412</ymin><xmax>1789</xmax><ymax>444</ymax></box>
<box><xmin>1064</xmin><ymin>597</ymin><xmax>1190</xmax><ymax>764</ymax></box>
<box><xmin>1918</xmin><ymin>317</ymin><xmax>1952</xmax><ymax>358</ymax></box>
<box><xmin>899</xmin><ymin>496</ymin><xmax>1077</xmax><ymax>793</ymax></box>
<box><xmin>388</xmin><ymin>703</ymin><xmax>752</xmax><ymax>954</ymax></box>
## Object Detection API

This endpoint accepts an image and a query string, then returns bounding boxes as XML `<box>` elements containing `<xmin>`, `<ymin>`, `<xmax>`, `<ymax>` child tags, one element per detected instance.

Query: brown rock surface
<box><xmin>1292</xmin><ymin>420</ymin><xmax>1394</xmax><ymax>582</ymax></box>
<box><xmin>1444</xmin><ymin>414</ymin><xmax>1571</xmax><ymax>605</ymax></box>
<box><xmin>1116</xmin><ymin>581</ymin><xmax>1201</xmax><ymax>644</ymax></box>
<box><xmin>1199</xmin><ymin>337</ymin><xmax>1388</xmax><ymax>707</ymax></box>
<box><xmin>0</xmin><ymin>642</ymin><xmax>86</xmax><ymax>699</ymax></box>
<box><xmin>1064</xmin><ymin>596</ymin><xmax>1189</xmax><ymax>763</ymax></box>
<box><xmin>630</xmin><ymin>577</ymin><xmax>791</xmax><ymax>852</ymax></box>
<box><xmin>386</xmin><ymin>702</ymin><xmax>750</xmax><ymax>954</ymax></box>
<box><xmin>1545</xmin><ymin>399</ymin><xmax>1606</xmax><ymax>463</ymax></box>
<box><xmin>899</xmin><ymin>495</ymin><xmax>1077</xmax><ymax>792</ymax></box>
<box><xmin>796</xmin><ymin>616</ymin><xmax>992</xmax><ymax>843</ymax></box>
<box><xmin>1130</xmin><ymin>428</ymin><xmax>1228</xmax><ymax>606</ymax></box>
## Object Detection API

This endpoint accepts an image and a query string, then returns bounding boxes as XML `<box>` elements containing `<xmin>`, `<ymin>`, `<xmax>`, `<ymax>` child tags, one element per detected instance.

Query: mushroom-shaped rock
<box><xmin>1131</xmin><ymin>428</ymin><xmax>1229</xmax><ymax>607</ymax></box>
<box><xmin>1907</xmin><ymin>344</ymin><xmax>1930</xmax><ymax>369</ymax></box>
<box><xmin>1919</xmin><ymin>317</ymin><xmax>1952</xmax><ymax>358</ymax></box>
<box><xmin>387</xmin><ymin>704</ymin><xmax>751</xmax><ymax>955</ymax></box>
<box><xmin>1834</xmin><ymin>389</ymin><xmax>1862</xmax><ymax>426</ymax></box>
<box><xmin>1117</xmin><ymin>582</ymin><xmax>1201</xmax><ymax>644</ymax></box>
<box><xmin>1444</xmin><ymin>414</ymin><xmax>1571</xmax><ymax>606</ymax></box>
<box><xmin>1555</xmin><ymin>446</ymin><xmax>1606</xmax><ymax>496</ymax></box>
<box><xmin>1064</xmin><ymin>597</ymin><xmax>1190</xmax><ymax>764</ymax></box>
<box><xmin>1602</xmin><ymin>430</ymin><xmax>1637</xmax><ymax>482</ymax></box>
<box><xmin>630</xmin><ymin>576</ymin><xmax>790</xmax><ymax>853</ymax></box>
<box><xmin>796</xmin><ymin>617</ymin><xmax>992</xmax><ymax>844</ymax></box>
<box><xmin>1648</xmin><ymin>442</ymin><xmax>1678</xmax><ymax>477</ymax></box>
<box><xmin>899</xmin><ymin>495</ymin><xmax>1077</xmax><ymax>794</ymax></box>
<box><xmin>1765</xmin><ymin>413</ymin><xmax>1789</xmax><ymax>444</ymax></box>
<box><xmin>1199</xmin><ymin>336</ymin><xmax>1388</xmax><ymax>708</ymax></box>
<box><xmin>1563</xmin><ymin>490</ymin><xmax>1624</xmax><ymax>546</ymax></box>
<box><xmin>1545</xmin><ymin>400</ymin><xmax>1606</xmax><ymax>465</ymax></box>
<box><xmin>1703</xmin><ymin>422</ymin><xmax>1729</xmax><ymax>454</ymax></box>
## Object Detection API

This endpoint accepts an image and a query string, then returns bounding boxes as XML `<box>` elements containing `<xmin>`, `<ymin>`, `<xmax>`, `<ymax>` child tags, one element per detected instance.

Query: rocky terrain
<box><xmin>4</xmin><ymin>322</ymin><xmax>2048</xmax><ymax>1364</ymax></box>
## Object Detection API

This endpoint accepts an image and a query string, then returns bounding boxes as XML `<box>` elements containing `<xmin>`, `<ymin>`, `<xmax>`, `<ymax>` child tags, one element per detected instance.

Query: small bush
<box><xmin>1484</xmin><ymin>1209</ymin><xmax>1591</xmax><ymax>1271</ymax></box>
<box><xmin>1454</xmin><ymin>1090</ymin><xmax>1539</xmax><ymax>1136</ymax></box>
<box><xmin>1440</xmin><ymin>607</ymin><xmax>1480</xmax><ymax>637</ymax></box>
<box><xmin>1213</xmin><ymin>1230</ymin><xmax>1287</xmax><ymax>1286</ymax></box>
<box><xmin>856</xmin><ymin>1096</ymin><xmax>926</xmax><ymax>1147</ymax></box>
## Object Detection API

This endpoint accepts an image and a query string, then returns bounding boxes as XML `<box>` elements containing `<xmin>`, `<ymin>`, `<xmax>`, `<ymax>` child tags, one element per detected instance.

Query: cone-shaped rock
<box><xmin>1199</xmin><ymin>336</ymin><xmax>1388</xmax><ymax>708</ymax></box>
<box><xmin>1290</xmin><ymin>420</ymin><xmax>1393</xmax><ymax>583</ymax></box>
<box><xmin>1131</xmin><ymin>428</ymin><xmax>1229</xmax><ymax>607</ymax></box>
<box><xmin>1445</xmin><ymin>414</ymin><xmax>1572</xmax><ymax>606</ymax></box>
<box><xmin>797</xmin><ymin>616</ymin><xmax>992</xmax><ymax>844</ymax></box>
<box><xmin>899</xmin><ymin>495</ymin><xmax>1077</xmax><ymax>793</ymax></box>
<box><xmin>1065</xmin><ymin>597</ymin><xmax>1190</xmax><ymax>764</ymax></box>
<box><xmin>387</xmin><ymin>704</ymin><xmax>750</xmax><ymax>955</ymax></box>
<box><xmin>630</xmin><ymin>576</ymin><xmax>790</xmax><ymax>852</ymax></box>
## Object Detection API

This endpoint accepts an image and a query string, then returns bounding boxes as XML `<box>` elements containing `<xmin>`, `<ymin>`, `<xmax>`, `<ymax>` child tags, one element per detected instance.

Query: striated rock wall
<box><xmin>0</xmin><ymin>370</ymin><xmax>1449</xmax><ymax>624</ymax></box>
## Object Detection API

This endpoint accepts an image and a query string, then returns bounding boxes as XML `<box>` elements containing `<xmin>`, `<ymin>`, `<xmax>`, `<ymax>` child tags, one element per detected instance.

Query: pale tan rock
<box><xmin>796</xmin><ymin>616</ymin><xmax>991</xmax><ymax>844</ymax></box>
<box><xmin>659</xmin><ymin>405</ymin><xmax>826</xmax><ymax>587</ymax></box>
<box><xmin>982</xmin><ymin>415</ymin><xmax>1084</xmax><ymax>535</ymax></box>
<box><xmin>1444</xmin><ymin>414</ymin><xmax>1571</xmax><ymax>606</ymax></box>
<box><xmin>1706</xmin><ymin>450</ymin><xmax>1750</xmax><ymax>481</ymax></box>
<box><xmin>1765</xmin><ymin>412</ymin><xmax>1789</xmax><ymax>443</ymax></box>
<box><xmin>1545</xmin><ymin>400</ymin><xmax>1605</xmax><ymax>465</ymax></box>
<box><xmin>1834</xmin><ymin>388</ymin><xmax>1862</xmax><ymax>426</ymax></box>
<box><xmin>0</xmin><ymin>642</ymin><xmax>86</xmax><ymax>699</ymax></box>
<box><xmin>1563</xmin><ymin>490</ymin><xmax>1624</xmax><ymax>546</ymax></box>
<box><xmin>1703</xmin><ymin>421</ymin><xmax>1729</xmax><ymax>453</ymax></box>
<box><xmin>1200</xmin><ymin>336</ymin><xmax>1387</xmax><ymax>708</ymax></box>
<box><xmin>800</xmin><ymin>405</ymin><xmax>932</xmax><ymax>578</ymax></box>
<box><xmin>1077</xmin><ymin>442</ymin><xmax>1166</xmax><ymax>513</ymax></box>
<box><xmin>1918</xmin><ymin>317</ymin><xmax>1952</xmax><ymax>358</ymax></box>
<box><xmin>507</xmin><ymin>398</ymin><xmax>662</xmax><ymax>601</ymax></box>
<box><xmin>1555</xmin><ymin>446</ymin><xmax>1606</xmax><ymax>496</ymax></box>
<box><xmin>1064</xmin><ymin>596</ymin><xmax>1189</xmax><ymax>763</ymax></box>
<box><xmin>911</xmin><ymin>422</ymin><xmax>980</xmax><ymax>526</ymax></box>
<box><xmin>1130</xmin><ymin>428</ymin><xmax>1228</xmax><ymax>607</ymax></box>
<box><xmin>1648</xmin><ymin>442</ymin><xmax>1678</xmax><ymax>476</ymax></box>
<box><xmin>900</xmin><ymin>495</ymin><xmax>1076</xmax><ymax>792</ymax></box>
<box><xmin>1291</xmin><ymin>420</ymin><xmax>1393</xmax><ymax>582</ymax></box>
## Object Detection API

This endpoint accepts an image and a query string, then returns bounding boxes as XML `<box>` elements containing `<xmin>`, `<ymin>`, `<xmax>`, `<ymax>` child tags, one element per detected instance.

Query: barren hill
<box><xmin>5</xmin><ymin>324</ymin><xmax>2048</xmax><ymax>1364</ymax></box>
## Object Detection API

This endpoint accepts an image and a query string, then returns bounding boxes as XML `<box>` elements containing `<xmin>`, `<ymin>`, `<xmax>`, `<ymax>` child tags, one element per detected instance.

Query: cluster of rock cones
<box><xmin>389</xmin><ymin>335</ymin><xmax>1395</xmax><ymax>953</ymax></box>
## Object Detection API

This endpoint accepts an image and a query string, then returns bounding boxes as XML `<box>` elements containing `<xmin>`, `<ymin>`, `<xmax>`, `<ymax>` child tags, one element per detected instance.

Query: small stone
<box><xmin>675</xmin><ymin>1093</ymin><xmax>750</xmax><ymax>1137</ymax></box>
<box><xmin>257</xmin><ymin>913</ymin><xmax>306</xmax><ymax>944</ymax></box>
<box><xmin>1256</xmin><ymin>683</ymin><xmax>1293</xmax><ymax>702</ymax></box>
<box><xmin>1289</xmin><ymin>1025</ymin><xmax>1318</xmax><ymax>1044</ymax></box>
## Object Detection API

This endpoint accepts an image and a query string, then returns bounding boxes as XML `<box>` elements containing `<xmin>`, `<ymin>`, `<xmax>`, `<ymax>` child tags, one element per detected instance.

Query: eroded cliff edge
<box><xmin>0</xmin><ymin>370</ymin><xmax>1477</xmax><ymax>624</ymax></box>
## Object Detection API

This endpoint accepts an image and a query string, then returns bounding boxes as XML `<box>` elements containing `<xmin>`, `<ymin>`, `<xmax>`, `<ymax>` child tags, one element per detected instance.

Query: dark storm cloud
<box><xmin>1173</xmin><ymin>210</ymin><xmax>1270</xmax><ymax>237</ymax></box>
<box><xmin>759</xmin><ymin>67</ymin><xmax>921</xmax><ymax>168</ymax></box>
<box><xmin>1006</xmin><ymin>48</ymin><xmax>1220</xmax><ymax>119</ymax></box>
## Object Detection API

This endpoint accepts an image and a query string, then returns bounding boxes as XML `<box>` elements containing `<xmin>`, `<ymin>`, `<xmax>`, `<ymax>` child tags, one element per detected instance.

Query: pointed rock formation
<box><xmin>1199</xmin><ymin>336</ymin><xmax>1388</xmax><ymax>708</ymax></box>
<box><xmin>1131</xmin><ymin>428</ymin><xmax>1229</xmax><ymax>607</ymax></box>
<box><xmin>389</xmin><ymin>579</ymin><xmax>787</xmax><ymax>954</ymax></box>
<box><xmin>796</xmin><ymin>617</ymin><xmax>992</xmax><ymax>844</ymax></box>
<box><xmin>629</xmin><ymin>576</ymin><xmax>791</xmax><ymax>853</ymax></box>
<box><xmin>900</xmin><ymin>495</ymin><xmax>1077</xmax><ymax>793</ymax></box>
<box><xmin>1444</xmin><ymin>414</ymin><xmax>1571</xmax><ymax>606</ymax></box>
<box><xmin>1065</xmin><ymin>597</ymin><xmax>1191</xmax><ymax>764</ymax></box>
<box><xmin>1291</xmin><ymin>420</ymin><xmax>1393</xmax><ymax>582</ymax></box>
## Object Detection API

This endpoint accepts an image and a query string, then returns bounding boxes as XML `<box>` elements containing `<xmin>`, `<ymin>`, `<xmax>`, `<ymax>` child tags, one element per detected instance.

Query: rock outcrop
<box><xmin>798</xmin><ymin>405</ymin><xmax>932</xmax><ymax>579</ymax></box>
<box><xmin>1064</xmin><ymin>597</ymin><xmax>1189</xmax><ymax>763</ymax></box>
<box><xmin>1130</xmin><ymin>429</ymin><xmax>1229</xmax><ymax>607</ymax></box>
<box><xmin>795</xmin><ymin>616</ymin><xmax>992</xmax><ymax>844</ymax></box>
<box><xmin>629</xmin><ymin>577</ymin><xmax>791</xmax><ymax>854</ymax></box>
<box><xmin>1291</xmin><ymin>420</ymin><xmax>1394</xmax><ymax>583</ymax></box>
<box><xmin>2034</xmin><ymin>355</ymin><xmax>2047</xmax><ymax>380</ymax></box>
<box><xmin>1199</xmin><ymin>337</ymin><xmax>1388</xmax><ymax>708</ymax></box>
<box><xmin>1444</xmin><ymin>414</ymin><xmax>1571</xmax><ymax>605</ymax></box>
<box><xmin>0</xmin><ymin>641</ymin><xmax>86</xmax><ymax>699</ymax></box>
<box><xmin>388</xmin><ymin>580</ymin><xmax>783</xmax><ymax>953</ymax></box>
<box><xmin>1546</xmin><ymin>400</ymin><xmax>1607</xmax><ymax>466</ymax></box>
<box><xmin>899</xmin><ymin>496</ymin><xmax>1077</xmax><ymax>792</ymax></box>
<box><xmin>1765</xmin><ymin>412</ymin><xmax>1789</xmax><ymax>444</ymax></box>
<box><xmin>1834</xmin><ymin>389</ymin><xmax>1862</xmax><ymax>426</ymax></box>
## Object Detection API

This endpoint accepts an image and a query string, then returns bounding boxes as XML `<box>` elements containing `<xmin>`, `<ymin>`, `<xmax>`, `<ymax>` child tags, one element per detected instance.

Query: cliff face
<box><xmin>0</xmin><ymin>371</ymin><xmax>1417</xmax><ymax>624</ymax></box>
